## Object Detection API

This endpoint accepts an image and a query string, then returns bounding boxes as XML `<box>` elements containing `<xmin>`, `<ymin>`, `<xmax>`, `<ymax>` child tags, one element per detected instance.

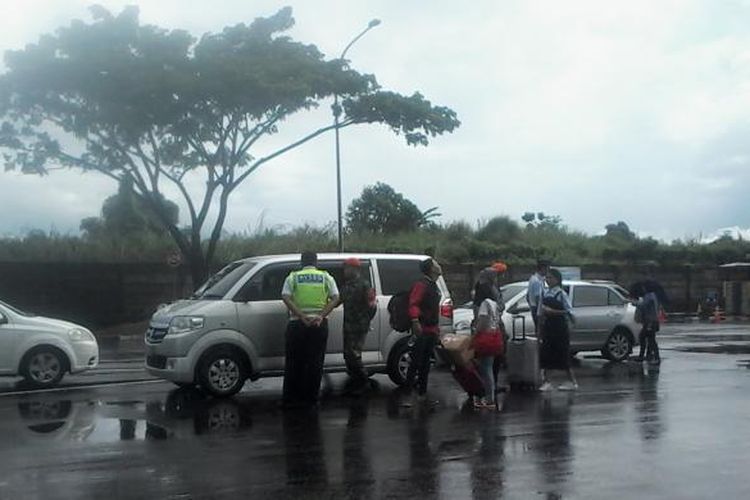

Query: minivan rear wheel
<box><xmin>602</xmin><ymin>329</ymin><xmax>633</xmax><ymax>362</ymax></box>
<box><xmin>198</xmin><ymin>348</ymin><xmax>247</xmax><ymax>397</ymax></box>
<box><xmin>387</xmin><ymin>339</ymin><xmax>412</xmax><ymax>386</ymax></box>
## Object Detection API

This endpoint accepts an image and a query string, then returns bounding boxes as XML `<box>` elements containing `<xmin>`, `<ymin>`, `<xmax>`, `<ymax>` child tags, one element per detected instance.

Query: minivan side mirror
<box><xmin>0</xmin><ymin>313</ymin><xmax>7</xmax><ymax>325</ymax></box>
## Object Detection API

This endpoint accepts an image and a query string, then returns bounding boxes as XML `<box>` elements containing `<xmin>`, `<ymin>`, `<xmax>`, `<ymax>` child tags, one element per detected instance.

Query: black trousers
<box><xmin>638</xmin><ymin>325</ymin><xmax>660</xmax><ymax>361</ymax></box>
<box><xmin>405</xmin><ymin>334</ymin><xmax>437</xmax><ymax>396</ymax></box>
<box><xmin>283</xmin><ymin>319</ymin><xmax>328</xmax><ymax>406</ymax></box>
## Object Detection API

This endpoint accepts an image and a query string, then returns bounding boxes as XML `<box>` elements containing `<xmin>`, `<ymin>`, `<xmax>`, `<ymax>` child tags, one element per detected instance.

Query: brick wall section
<box><xmin>0</xmin><ymin>261</ymin><xmax>731</xmax><ymax>328</ymax></box>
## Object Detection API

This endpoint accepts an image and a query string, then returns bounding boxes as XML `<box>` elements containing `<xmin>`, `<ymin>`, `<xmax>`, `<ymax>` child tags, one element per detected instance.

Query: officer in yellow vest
<box><xmin>281</xmin><ymin>251</ymin><xmax>340</xmax><ymax>409</ymax></box>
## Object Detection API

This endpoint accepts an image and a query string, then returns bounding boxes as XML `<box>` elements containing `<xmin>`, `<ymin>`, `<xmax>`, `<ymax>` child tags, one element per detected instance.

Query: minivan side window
<box><xmin>572</xmin><ymin>286</ymin><xmax>608</xmax><ymax>307</ymax></box>
<box><xmin>318</xmin><ymin>261</ymin><xmax>373</xmax><ymax>290</ymax></box>
<box><xmin>234</xmin><ymin>263</ymin><xmax>297</xmax><ymax>302</ymax></box>
<box><xmin>378</xmin><ymin>259</ymin><xmax>423</xmax><ymax>295</ymax></box>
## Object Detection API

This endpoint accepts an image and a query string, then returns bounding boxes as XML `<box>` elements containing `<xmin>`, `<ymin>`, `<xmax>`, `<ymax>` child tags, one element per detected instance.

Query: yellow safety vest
<box><xmin>290</xmin><ymin>268</ymin><xmax>330</xmax><ymax>313</ymax></box>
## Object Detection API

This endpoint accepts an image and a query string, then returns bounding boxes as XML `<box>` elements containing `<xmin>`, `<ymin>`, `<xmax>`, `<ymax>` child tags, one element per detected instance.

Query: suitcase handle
<box><xmin>512</xmin><ymin>315</ymin><xmax>526</xmax><ymax>340</ymax></box>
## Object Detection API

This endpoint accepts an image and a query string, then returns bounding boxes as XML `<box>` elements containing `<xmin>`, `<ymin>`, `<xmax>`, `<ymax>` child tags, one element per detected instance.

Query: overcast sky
<box><xmin>1</xmin><ymin>0</ymin><xmax>749</xmax><ymax>242</ymax></box>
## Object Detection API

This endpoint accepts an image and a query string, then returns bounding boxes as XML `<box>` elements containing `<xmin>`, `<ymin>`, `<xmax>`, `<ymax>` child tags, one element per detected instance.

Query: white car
<box><xmin>454</xmin><ymin>281</ymin><xmax>639</xmax><ymax>362</ymax></box>
<box><xmin>0</xmin><ymin>300</ymin><xmax>99</xmax><ymax>388</ymax></box>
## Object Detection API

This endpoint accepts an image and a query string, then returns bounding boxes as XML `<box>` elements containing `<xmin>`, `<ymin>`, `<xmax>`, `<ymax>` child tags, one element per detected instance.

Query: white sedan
<box><xmin>0</xmin><ymin>300</ymin><xmax>99</xmax><ymax>387</ymax></box>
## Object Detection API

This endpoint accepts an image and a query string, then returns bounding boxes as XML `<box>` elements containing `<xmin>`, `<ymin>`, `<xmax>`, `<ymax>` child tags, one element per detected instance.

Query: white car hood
<box><xmin>21</xmin><ymin>315</ymin><xmax>83</xmax><ymax>333</ymax></box>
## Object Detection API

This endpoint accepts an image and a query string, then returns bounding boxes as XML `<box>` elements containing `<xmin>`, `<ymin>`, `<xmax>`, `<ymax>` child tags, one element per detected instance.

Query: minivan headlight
<box><xmin>168</xmin><ymin>316</ymin><xmax>205</xmax><ymax>335</ymax></box>
<box><xmin>68</xmin><ymin>328</ymin><xmax>94</xmax><ymax>342</ymax></box>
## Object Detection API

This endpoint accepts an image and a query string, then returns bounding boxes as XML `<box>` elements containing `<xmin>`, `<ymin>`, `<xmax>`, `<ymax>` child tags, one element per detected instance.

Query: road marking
<box><xmin>0</xmin><ymin>379</ymin><xmax>164</xmax><ymax>398</ymax></box>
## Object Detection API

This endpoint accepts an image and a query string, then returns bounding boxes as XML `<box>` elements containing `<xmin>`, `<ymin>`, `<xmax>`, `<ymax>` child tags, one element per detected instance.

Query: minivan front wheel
<box><xmin>387</xmin><ymin>339</ymin><xmax>412</xmax><ymax>386</ymax></box>
<box><xmin>198</xmin><ymin>348</ymin><xmax>247</xmax><ymax>397</ymax></box>
<box><xmin>602</xmin><ymin>329</ymin><xmax>633</xmax><ymax>362</ymax></box>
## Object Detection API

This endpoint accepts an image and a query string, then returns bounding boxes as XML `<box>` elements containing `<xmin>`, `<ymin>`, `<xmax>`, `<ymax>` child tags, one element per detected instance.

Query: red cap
<box><xmin>491</xmin><ymin>261</ymin><xmax>508</xmax><ymax>273</ymax></box>
<box><xmin>344</xmin><ymin>257</ymin><xmax>361</xmax><ymax>267</ymax></box>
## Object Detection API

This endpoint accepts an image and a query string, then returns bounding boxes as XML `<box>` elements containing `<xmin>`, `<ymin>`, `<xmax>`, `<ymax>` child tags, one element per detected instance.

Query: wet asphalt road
<box><xmin>1</xmin><ymin>323</ymin><xmax>750</xmax><ymax>499</ymax></box>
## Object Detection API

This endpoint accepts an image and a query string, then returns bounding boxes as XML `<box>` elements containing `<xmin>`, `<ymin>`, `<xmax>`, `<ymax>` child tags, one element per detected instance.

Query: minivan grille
<box><xmin>147</xmin><ymin>355</ymin><xmax>167</xmax><ymax>369</ymax></box>
<box><xmin>145</xmin><ymin>327</ymin><xmax>168</xmax><ymax>343</ymax></box>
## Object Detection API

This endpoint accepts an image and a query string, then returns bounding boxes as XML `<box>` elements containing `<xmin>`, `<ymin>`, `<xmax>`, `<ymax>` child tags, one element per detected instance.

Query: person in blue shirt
<box><xmin>526</xmin><ymin>260</ymin><xmax>550</xmax><ymax>333</ymax></box>
<box><xmin>538</xmin><ymin>268</ymin><xmax>578</xmax><ymax>391</ymax></box>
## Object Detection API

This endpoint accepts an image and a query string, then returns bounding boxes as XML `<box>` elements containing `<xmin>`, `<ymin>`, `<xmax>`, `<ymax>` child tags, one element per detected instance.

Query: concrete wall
<box><xmin>0</xmin><ymin>261</ymin><xmax>726</xmax><ymax>328</ymax></box>
<box><xmin>0</xmin><ymin>262</ymin><xmax>192</xmax><ymax>329</ymax></box>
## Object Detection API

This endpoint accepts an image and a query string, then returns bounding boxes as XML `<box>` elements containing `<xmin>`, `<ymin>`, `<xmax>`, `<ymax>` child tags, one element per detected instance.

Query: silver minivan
<box><xmin>145</xmin><ymin>253</ymin><xmax>453</xmax><ymax>397</ymax></box>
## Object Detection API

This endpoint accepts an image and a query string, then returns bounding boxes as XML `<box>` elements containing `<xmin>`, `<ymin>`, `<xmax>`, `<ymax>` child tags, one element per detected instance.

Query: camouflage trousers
<box><xmin>343</xmin><ymin>326</ymin><xmax>369</xmax><ymax>383</ymax></box>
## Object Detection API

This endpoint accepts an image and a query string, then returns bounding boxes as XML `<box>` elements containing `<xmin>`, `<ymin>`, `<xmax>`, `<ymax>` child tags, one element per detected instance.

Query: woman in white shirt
<box><xmin>472</xmin><ymin>282</ymin><xmax>504</xmax><ymax>409</ymax></box>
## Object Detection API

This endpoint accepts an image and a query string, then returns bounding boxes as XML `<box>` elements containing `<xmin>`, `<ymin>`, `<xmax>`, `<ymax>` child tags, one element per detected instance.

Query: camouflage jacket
<box><xmin>342</xmin><ymin>276</ymin><xmax>372</xmax><ymax>332</ymax></box>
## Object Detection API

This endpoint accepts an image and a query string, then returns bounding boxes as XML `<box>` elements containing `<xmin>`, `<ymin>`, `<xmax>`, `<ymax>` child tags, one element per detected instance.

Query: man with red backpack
<box><xmin>403</xmin><ymin>258</ymin><xmax>443</xmax><ymax>407</ymax></box>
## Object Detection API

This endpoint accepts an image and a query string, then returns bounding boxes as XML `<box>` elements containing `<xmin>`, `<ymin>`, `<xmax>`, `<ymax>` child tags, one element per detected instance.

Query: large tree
<box><xmin>346</xmin><ymin>182</ymin><xmax>439</xmax><ymax>233</ymax></box>
<box><xmin>80</xmin><ymin>177</ymin><xmax>178</xmax><ymax>239</ymax></box>
<box><xmin>0</xmin><ymin>6</ymin><xmax>459</xmax><ymax>284</ymax></box>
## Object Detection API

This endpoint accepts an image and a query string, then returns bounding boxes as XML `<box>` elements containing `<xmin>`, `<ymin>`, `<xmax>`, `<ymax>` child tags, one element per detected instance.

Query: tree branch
<box><xmin>233</xmin><ymin>112</ymin><xmax>282</xmax><ymax>164</ymax></box>
<box><xmin>231</xmin><ymin>122</ymin><xmax>339</xmax><ymax>189</ymax></box>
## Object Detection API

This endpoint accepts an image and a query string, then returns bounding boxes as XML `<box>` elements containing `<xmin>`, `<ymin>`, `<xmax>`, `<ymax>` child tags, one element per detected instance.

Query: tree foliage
<box><xmin>345</xmin><ymin>182</ymin><xmax>438</xmax><ymax>233</ymax></box>
<box><xmin>476</xmin><ymin>216</ymin><xmax>521</xmax><ymax>244</ymax></box>
<box><xmin>80</xmin><ymin>177</ymin><xmax>178</xmax><ymax>238</ymax></box>
<box><xmin>0</xmin><ymin>6</ymin><xmax>460</xmax><ymax>283</ymax></box>
<box><xmin>605</xmin><ymin>221</ymin><xmax>636</xmax><ymax>241</ymax></box>
<box><xmin>522</xmin><ymin>211</ymin><xmax>563</xmax><ymax>229</ymax></box>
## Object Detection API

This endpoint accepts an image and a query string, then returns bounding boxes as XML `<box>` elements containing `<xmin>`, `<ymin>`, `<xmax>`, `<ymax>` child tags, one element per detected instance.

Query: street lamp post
<box><xmin>333</xmin><ymin>19</ymin><xmax>381</xmax><ymax>252</ymax></box>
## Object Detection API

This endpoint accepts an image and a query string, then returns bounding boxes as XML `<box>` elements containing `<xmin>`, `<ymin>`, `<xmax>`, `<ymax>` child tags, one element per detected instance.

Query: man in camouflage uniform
<box><xmin>341</xmin><ymin>258</ymin><xmax>374</xmax><ymax>395</ymax></box>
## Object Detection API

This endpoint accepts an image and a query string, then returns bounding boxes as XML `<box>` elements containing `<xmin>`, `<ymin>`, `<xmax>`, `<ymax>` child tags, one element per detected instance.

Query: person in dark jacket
<box><xmin>403</xmin><ymin>258</ymin><xmax>443</xmax><ymax>407</ymax></box>
<box><xmin>632</xmin><ymin>283</ymin><xmax>661</xmax><ymax>364</ymax></box>
<box><xmin>340</xmin><ymin>257</ymin><xmax>374</xmax><ymax>395</ymax></box>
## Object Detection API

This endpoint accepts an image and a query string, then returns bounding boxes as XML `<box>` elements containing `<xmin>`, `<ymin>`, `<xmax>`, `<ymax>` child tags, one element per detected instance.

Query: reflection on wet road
<box><xmin>1</xmin><ymin>324</ymin><xmax>749</xmax><ymax>498</ymax></box>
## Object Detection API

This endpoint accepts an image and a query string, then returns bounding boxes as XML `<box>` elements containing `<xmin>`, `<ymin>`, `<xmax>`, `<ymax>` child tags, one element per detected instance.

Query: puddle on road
<box><xmin>5</xmin><ymin>391</ymin><xmax>254</xmax><ymax>445</ymax></box>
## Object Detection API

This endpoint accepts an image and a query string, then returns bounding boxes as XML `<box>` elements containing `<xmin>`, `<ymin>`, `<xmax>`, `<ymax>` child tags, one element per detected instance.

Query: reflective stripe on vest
<box><xmin>290</xmin><ymin>268</ymin><xmax>329</xmax><ymax>313</ymax></box>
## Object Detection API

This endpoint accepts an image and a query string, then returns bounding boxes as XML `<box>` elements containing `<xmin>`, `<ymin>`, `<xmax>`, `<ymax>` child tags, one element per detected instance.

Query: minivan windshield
<box><xmin>192</xmin><ymin>261</ymin><xmax>256</xmax><ymax>299</ymax></box>
<box><xmin>0</xmin><ymin>300</ymin><xmax>34</xmax><ymax>317</ymax></box>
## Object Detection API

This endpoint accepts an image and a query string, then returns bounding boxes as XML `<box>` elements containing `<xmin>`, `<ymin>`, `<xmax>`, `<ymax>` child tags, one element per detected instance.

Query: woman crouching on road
<box><xmin>538</xmin><ymin>268</ymin><xmax>578</xmax><ymax>391</ymax></box>
<box><xmin>472</xmin><ymin>282</ymin><xmax>505</xmax><ymax>409</ymax></box>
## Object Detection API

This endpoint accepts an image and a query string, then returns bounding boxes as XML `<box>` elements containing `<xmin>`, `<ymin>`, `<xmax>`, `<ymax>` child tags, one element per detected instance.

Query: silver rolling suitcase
<box><xmin>506</xmin><ymin>315</ymin><xmax>540</xmax><ymax>390</ymax></box>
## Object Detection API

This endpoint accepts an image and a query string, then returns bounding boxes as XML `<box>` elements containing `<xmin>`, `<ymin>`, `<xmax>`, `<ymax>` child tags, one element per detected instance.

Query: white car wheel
<box><xmin>22</xmin><ymin>347</ymin><xmax>66</xmax><ymax>387</ymax></box>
